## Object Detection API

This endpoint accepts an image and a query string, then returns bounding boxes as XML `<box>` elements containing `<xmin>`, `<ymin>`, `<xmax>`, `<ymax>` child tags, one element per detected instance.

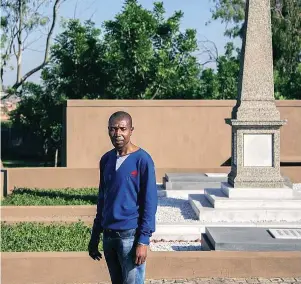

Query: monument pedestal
<box><xmin>226</xmin><ymin>120</ymin><xmax>287</xmax><ymax>189</ymax></box>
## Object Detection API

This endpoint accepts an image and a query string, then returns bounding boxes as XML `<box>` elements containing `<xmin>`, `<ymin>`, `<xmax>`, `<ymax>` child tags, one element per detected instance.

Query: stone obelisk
<box><xmin>226</xmin><ymin>0</ymin><xmax>287</xmax><ymax>188</ymax></box>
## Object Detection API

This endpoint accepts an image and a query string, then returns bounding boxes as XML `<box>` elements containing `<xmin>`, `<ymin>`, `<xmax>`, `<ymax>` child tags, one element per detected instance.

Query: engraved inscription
<box><xmin>269</xmin><ymin>229</ymin><xmax>301</xmax><ymax>239</ymax></box>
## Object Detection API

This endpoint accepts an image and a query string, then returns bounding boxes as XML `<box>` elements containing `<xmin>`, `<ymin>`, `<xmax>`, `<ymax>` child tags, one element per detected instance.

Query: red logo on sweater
<box><xmin>131</xmin><ymin>170</ymin><xmax>138</xmax><ymax>177</ymax></box>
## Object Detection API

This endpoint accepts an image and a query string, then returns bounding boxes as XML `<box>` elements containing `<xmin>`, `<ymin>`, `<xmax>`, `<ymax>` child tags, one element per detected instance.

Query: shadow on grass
<box><xmin>2</xmin><ymin>160</ymin><xmax>50</xmax><ymax>168</ymax></box>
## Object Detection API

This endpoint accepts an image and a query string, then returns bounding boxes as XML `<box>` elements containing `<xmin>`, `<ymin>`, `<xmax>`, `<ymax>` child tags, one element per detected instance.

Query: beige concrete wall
<box><xmin>5</xmin><ymin>167</ymin><xmax>230</xmax><ymax>193</ymax></box>
<box><xmin>3</xmin><ymin>166</ymin><xmax>300</xmax><ymax>196</ymax></box>
<box><xmin>6</xmin><ymin>168</ymin><xmax>99</xmax><ymax>194</ymax></box>
<box><xmin>2</xmin><ymin>251</ymin><xmax>301</xmax><ymax>283</ymax></box>
<box><xmin>63</xmin><ymin>100</ymin><xmax>301</xmax><ymax>169</ymax></box>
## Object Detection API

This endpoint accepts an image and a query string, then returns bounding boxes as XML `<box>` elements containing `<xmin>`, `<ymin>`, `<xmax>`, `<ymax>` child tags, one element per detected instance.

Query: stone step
<box><xmin>152</xmin><ymin>223</ymin><xmax>203</xmax><ymax>241</ymax></box>
<box><xmin>164</xmin><ymin>182</ymin><xmax>223</xmax><ymax>190</ymax></box>
<box><xmin>165</xmin><ymin>173</ymin><xmax>228</xmax><ymax>182</ymax></box>
<box><xmin>157</xmin><ymin>189</ymin><xmax>204</xmax><ymax>198</ymax></box>
<box><xmin>221</xmin><ymin>182</ymin><xmax>294</xmax><ymax>199</ymax></box>
<box><xmin>189</xmin><ymin>194</ymin><xmax>301</xmax><ymax>223</ymax></box>
<box><xmin>152</xmin><ymin>222</ymin><xmax>301</xmax><ymax>241</ymax></box>
<box><xmin>205</xmin><ymin>189</ymin><xmax>301</xmax><ymax>209</ymax></box>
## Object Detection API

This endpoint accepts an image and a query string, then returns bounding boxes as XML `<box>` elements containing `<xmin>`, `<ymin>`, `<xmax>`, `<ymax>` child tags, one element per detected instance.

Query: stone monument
<box><xmin>189</xmin><ymin>0</ymin><xmax>301</xmax><ymax>227</ymax></box>
<box><xmin>226</xmin><ymin>0</ymin><xmax>286</xmax><ymax>189</ymax></box>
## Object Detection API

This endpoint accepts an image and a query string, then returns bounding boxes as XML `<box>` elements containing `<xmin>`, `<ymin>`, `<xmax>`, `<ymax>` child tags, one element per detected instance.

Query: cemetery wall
<box><xmin>63</xmin><ymin>100</ymin><xmax>301</xmax><ymax>169</ymax></box>
<box><xmin>2</xmin><ymin>166</ymin><xmax>300</xmax><ymax>195</ymax></box>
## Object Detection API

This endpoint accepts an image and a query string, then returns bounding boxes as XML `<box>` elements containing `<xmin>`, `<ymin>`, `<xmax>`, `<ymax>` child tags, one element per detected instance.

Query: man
<box><xmin>88</xmin><ymin>111</ymin><xmax>158</xmax><ymax>284</ymax></box>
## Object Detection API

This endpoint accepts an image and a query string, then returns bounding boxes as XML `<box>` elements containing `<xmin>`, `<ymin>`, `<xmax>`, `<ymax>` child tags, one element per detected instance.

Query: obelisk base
<box><xmin>226</xmin><ymin>119</ymin><xmax>287</xmax><ymax>188</ymax></box>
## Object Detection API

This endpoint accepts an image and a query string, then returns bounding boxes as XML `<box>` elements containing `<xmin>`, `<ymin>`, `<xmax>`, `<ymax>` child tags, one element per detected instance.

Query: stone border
<box><xmin>2</xmin><ymin>251</ymin><xmax>301</xmax><ymax>284</ymax></box>
<box><xmin>1</xmin><ymin>205</ymin><xmax>95</xmax><ymax>223</ymax></box>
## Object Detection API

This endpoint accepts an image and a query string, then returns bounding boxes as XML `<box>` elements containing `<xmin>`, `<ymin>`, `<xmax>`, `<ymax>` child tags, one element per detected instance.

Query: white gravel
<box><xmin>150</xmin><ymin>241</ymin><xmax>202</xmax><ymax>251</ymax></box>
<box><xmin>156</xmin><ymin>196</ymin><xmax>198</xmax><ymax>223</ymax></box>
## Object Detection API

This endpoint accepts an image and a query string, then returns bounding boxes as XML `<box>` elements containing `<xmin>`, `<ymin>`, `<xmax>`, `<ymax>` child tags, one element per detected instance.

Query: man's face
<box><xmin>108</xmin><ymin>118</ymin><xmax>133</xmax><ymax>149</ymax></box>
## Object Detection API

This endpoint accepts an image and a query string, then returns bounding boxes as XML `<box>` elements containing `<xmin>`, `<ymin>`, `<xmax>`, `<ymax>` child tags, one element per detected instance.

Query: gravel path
<box><xmin>150</xmin><ymin>241</ymin><xmax>202</xmax><ymax>251</ymax></box>
<box><xmin>78</xmin><ymin>277</ymin><xmax>301</xmax><ymax>284</ymax></box>
<box><xmin>156</xmin><ymin>196</ymin><xmax>198</xmax><ymax>223</ymax></box>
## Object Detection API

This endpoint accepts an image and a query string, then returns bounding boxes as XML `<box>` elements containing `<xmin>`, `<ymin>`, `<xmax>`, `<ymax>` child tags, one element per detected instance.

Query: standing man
<box><xmin>88</xmin><ymin>111</ymin><xmax>158</xmax><ymax>284</ymax></box>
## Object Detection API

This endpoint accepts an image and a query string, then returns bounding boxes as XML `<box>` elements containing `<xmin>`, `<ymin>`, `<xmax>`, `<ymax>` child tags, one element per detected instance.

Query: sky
<box><xmin>3</xmin><ymin>0</ymin><xmax>241</xmax><ymax>87</ymax></box>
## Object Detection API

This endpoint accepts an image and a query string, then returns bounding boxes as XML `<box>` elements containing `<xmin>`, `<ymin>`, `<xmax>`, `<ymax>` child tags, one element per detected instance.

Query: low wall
<box><xmin>2</xmin><ymin>251</ymin><xmax>301</xmax><ymax>283</ymax></box>
<box><xmin>2</xmin><ymin>166</ymin><xmax>300</xmax><ymax>196</ymax></box>
<box><xmin>1</xmin><ymin>170</ymin><xmax>7</xmax><ymax>199</ymax></box>
<box><xmin>63</xmin><ymin>100</ymin><xmax>301</xmax><ymax>169</ymax></box>
<box><xmin>4</xmin><ymin>167</ymin><xmax>229</xmax><ymax>194</ymax></box>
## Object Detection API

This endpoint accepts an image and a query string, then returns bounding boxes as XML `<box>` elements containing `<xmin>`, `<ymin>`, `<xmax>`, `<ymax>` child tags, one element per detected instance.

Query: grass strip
<box><xmin>1</xmin><ymin>188</ymin><xmax>98</xmax><ymax>206</ymax></box>
<box><xmin>1</xmin><ymin>222</ymin><xmax>102</xmax><ymax>252</ymax></box>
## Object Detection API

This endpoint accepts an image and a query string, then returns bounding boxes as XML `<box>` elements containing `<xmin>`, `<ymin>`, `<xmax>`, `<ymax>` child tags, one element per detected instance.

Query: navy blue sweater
<box><xmin>91</xmin><ymin>148</ymin><xmax>158</xmax><ymax>245</ymax></box>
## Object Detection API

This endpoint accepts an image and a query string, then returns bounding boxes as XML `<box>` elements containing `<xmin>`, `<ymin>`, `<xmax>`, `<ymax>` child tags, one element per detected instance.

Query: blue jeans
<box><xmin>103</xmin><ymin>228</ymin><xmax>146</xmax><ymax>284</ymax></box>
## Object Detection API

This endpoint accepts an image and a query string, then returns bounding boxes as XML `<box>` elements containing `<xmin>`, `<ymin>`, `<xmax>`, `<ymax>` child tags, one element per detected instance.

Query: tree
<box><xmin>208</xmin><ymin>0</ymin><xmax>301</xmax><ymax>99</ymax></box>
<box><xmin>43</xmin><ymin>1</ymin><xmax>203</xmax><ymax>100</ymax></box>
<box><xmin>102</xmin><ymin>0</ymin><xmax>202</xmax><ymax>99</ymax></box>
<box><xmin>42</xmin><ymin>20</ymin><xmax>108</xmax><ymax>100</ymax></box>
<box><xmin>9</xmin><ymin>82</ymin><xmax>62</xmax><ymax>165</ymax></box>
<box><xmin>0</xmin><ymin>0</ymin><xmax>63</xmax><ymax>96</ymax></box>
<box><xmin>199</xmin><ymin>42</ymin><xmax>240</xmax><ymax>99</ymax></box>
<box><xmin>215</xmin><ymin>42</ymin><xmax>240</xmax><ymax>99</ymax></box>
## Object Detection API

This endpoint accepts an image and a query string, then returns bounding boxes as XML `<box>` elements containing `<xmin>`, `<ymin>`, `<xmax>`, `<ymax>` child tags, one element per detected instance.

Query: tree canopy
<box><xmin>4</xmin><ymin>0</ymin><xmax>300</xmax><ymax>165</ymax></box>
<box><xmin>209</xmin><ymin>0</ymin><xmax>301</xmax><ymax>99</ymax></box>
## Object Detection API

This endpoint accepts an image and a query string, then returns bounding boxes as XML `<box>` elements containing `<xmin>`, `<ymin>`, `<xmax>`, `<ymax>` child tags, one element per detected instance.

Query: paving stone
<box><xmin>269</xmin><ymin>278</ymin><xmax>284</xmax><ymax>283</ymax></box>
<box><xmin>231</xmin><ymin>278</ymin><xmax>247</xmax><ymax>283</ymax></box>
<box><xmin>257</xmin><ymin>278</ymin><xmax>272</xmax><ymax>283</ymax></box>
<box><xmin>76</xmin><ymin>277</ymin><xmax>300</xmax><ymax>284</ymax></box>
<box><xmin>246</xmin><ymin>278</ymin><xmax>260</xmax><ymax>284</ymax></box>
<box><xmin>208</xmin><ymin>280</ymin><xmax>226</xmax><ymax>284</ymax></box>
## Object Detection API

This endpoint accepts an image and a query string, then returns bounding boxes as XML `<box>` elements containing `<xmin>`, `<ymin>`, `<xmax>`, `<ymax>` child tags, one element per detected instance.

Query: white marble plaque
<box><xmin>243</xmin><ymin>134</ymin><xmax>273</xmax><ymax>167</ymax></box>
<box><xmin>269</xmin><ymin>229</ymin><xmax>301</xmax><ymax>239</ymax></box>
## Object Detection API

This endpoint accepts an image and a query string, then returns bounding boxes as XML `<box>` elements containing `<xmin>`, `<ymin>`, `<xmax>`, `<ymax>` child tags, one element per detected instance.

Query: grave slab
<box><xmin>165</xmin><ymin>173</ymin><xmax>228</xmax><ymax>182</ymax></box>
<box><xmin>204</xmin><ymin>227</ymin><xmax>301</xmax><ymax>251</ymax></box>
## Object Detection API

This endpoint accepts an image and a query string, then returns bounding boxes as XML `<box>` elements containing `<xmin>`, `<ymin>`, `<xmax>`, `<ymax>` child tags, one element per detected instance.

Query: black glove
<box><xmin>88</xmin><ymin>241</ymin><xmax>102</xmax><ymax>261</ymax></box>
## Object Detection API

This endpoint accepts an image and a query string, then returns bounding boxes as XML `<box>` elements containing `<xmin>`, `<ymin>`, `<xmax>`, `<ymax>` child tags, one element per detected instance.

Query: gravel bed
<box><xmin>156</xmin><ymin>196</ymin><xmax>198</xmax><ymax>223</ymax></box>
<box><xmin>150</xmin><ymin>241</ymin><xmax>202</xmax><ymax>251</ymax></box>
<box><xmin>293</xmin><ymin>183</ymin><xmax>301</xmax><ymax>191</ymax></box>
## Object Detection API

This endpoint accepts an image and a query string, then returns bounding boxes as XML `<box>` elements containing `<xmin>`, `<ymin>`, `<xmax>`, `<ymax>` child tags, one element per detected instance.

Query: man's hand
<box><xmin>135</xmin><ymin>244</ymin><xmax>147</xmax><ymax>265</ymax></box>
<box><xmin>88</xmin><ymin>241</ymin><xmax>102</xmax><ymax>261</ymax></box>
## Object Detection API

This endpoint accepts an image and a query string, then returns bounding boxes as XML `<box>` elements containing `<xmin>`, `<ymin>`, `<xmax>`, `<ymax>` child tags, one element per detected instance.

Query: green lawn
<box><xmin>2</xmin><ymin>188</ymin><xmax>99</xmax><ymax>206</ymax></box>
<box><xmin>1</xmin><ymin>222</ymin><xmax>102</xmax><ymax>252</ymax></box>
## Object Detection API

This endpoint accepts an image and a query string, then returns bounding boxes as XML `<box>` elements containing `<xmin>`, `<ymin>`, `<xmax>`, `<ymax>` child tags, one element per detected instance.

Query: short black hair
<box><xmin>108</xmin><ymin>111</ymin><xmax>132</xmax><ymax>127</ymax></box>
